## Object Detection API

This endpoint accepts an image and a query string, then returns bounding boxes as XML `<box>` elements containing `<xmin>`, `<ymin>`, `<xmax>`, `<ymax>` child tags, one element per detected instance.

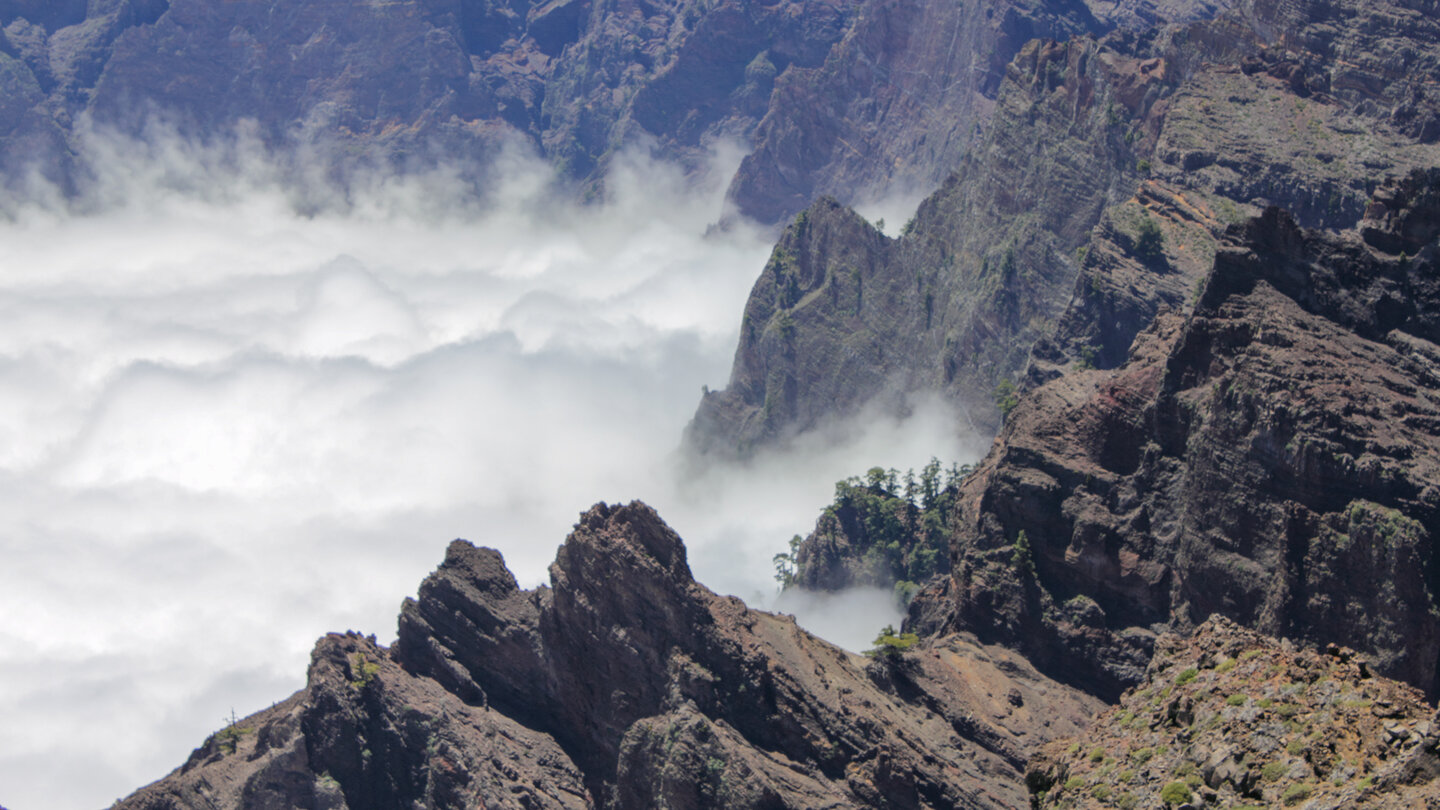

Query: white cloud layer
<box><xmin>0</xmin><ymin>130</ymin><xmax>982</xmax><ymax>810</ymax></box>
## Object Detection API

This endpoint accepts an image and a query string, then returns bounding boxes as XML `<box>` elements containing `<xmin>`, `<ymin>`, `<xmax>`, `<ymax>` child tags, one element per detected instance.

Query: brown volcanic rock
<box><xmin>931</xmin><ymin>171</ymin><xmax>1440</xmax><ymax>702</ymax></box>
<box><xmin>1030</xmin><ymin>615</ymin><xmax>1440</xmax><ymax>809</ymax></box>
<box><xmin>115</xmin><ymin>632</ymin><xmax>591</xmax><ymax>810</ymax></box>
<box><xmin>119</xmin><ymin>501</ymin><xmax>1104</xmax><ymax>808</ymax></box>
<box><xmin>397</xmin><ymin>500</ymin><xmax>1103</xmax><ymax>807</ymax></box>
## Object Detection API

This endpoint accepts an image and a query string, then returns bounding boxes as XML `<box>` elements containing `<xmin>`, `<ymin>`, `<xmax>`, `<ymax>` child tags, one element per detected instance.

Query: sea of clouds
<box><xmin>0</xmin><ymin>128</ymin><xmax>980</xmax><ymax>810</ymax></box>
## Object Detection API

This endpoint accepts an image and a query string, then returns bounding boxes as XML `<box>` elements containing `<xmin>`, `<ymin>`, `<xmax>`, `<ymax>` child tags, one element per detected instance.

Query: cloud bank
<box><xmin>0</xmin><ymin>131</ymin><xmax>982</xmax><ymax>809</ymax></box>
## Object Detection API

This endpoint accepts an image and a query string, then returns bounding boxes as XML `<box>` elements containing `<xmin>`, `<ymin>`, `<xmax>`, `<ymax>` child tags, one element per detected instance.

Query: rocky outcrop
<box><xmin>923</xmin><ymin>171</ymin><xmax>1440</xmax><ymax>703</ymax></box>
<box><xmin>1029</xmin><ymin>615</ymin><xmax>1440</xmax><ymax>808</ymax></box>
<box><xmin>116</xmin><ymin>501</ymin><xmax>1104</xmax><ymax>809</ymax></box>
<box><xmin>114</xmin><ymin>632</ymin><xmax>591</xmax><ymax>810</ymax></box>
<box><xmin>690</xmin><ymin>34</ymin><xmax>1164</xmax><ymax>454</ymax></box>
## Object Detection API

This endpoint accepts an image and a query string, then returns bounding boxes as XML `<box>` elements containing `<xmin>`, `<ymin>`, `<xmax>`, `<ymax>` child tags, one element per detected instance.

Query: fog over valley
<box><xmin>0</xmin><ymin>131</ymin><xmax>975</xmax><ymax>810</ymax></box>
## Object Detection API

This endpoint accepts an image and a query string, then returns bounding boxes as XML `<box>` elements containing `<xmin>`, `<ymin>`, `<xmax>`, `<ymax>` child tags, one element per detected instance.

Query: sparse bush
<box><xmin>865</xmin><ymin>625</ymin><xmax>919</xmax><ymax>659</ymax></box>
<box><xmin>1160</xmin><ymin>781</ymin><xmax>1191</xmax><ymax>805</ymax></box>
<box><xmin>1135</xmin><ymin>216</ymin><xmax>1165</xmax><ymax>264</ymax></box>
<box><xmin>1282</xmin><ymin>782</ymin><xmax>1313</xmax><ymax>805</ymax></box>
<box><xmin>1175</xmin><ymin>667</ymin><xmax>1198</xmax><ymax>686</ymax></box>
<box><xmin>995</xmin><ymin>378</ymin><xmax>1020</xmax><ymax>419</ymax></box>
<box><xmin>1011</xmin><ymin>530</ymin><xmax>1035</xmax><ymax>576</ymax></box>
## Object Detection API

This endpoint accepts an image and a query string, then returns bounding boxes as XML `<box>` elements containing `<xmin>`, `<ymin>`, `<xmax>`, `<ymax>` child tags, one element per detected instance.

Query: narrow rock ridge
<box><xmin>115</xmin><ymin>500</ymin><xmax>1103</xmax><ymax>809</ymax></box>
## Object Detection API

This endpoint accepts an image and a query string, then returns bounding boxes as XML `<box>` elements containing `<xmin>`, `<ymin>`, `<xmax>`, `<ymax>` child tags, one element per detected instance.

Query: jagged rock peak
<box><xmin>117</xmin><ymin>499</ymin><xmax>1106</xmax><ymax>808</ymax></box>
<box><xmin>558</xmin><ymin>500</ymin><xmax>694</xmax><ymax>586</ymax></box>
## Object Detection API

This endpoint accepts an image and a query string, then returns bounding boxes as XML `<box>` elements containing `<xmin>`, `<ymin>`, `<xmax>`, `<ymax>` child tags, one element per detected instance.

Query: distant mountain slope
<box><xmin>0</xmin><ymin>0</ymin><xmax>1225</xmax><ymax>219</ymax></box>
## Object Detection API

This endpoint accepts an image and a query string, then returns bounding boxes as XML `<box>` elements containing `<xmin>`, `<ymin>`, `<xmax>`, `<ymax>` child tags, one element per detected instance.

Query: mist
<box><xmin>0</xmin><ymin>130</ymin><xmax>982</xmax><ymax>810</ymax></box>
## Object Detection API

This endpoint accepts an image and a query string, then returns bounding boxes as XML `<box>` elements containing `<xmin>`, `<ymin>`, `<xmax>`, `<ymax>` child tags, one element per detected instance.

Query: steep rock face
<box><xmin>724</xmin><ymin>0</ymin><xmax>1109</xmax><ymax>223</ymax></box>
<box><xmin>118</xmin><ymin>501</ymin><xmax>1105</xmax><ymax>808</ymax></box>
<box><xmin>928</xmin><ymin>172</ymin><xmax>1440</xmax><ymax>702</ymax></box>
<box><xmin>690</xmin><ymin>32</ymin><xmax>1170</xmax><ymax>454</ymax></box>
<box><xmin>1030</xmin><ymin>616</ymin><xmax>1440</xmax><ymax>808</ymax></box>
<box><xmin>693</xmin><ymin>0</ymin><xmax>1440</xmax><ymax>458</ymax></box>
<box><xmin>725</xmin><ymin>0</ymin><xmax>1246</xmax><ymax>223</ymax></box>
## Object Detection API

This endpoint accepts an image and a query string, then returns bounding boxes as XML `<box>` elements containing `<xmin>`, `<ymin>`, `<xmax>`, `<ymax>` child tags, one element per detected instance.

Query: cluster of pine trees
<box><xmin>775</xmin><ymin>458</ymin><xmax>974</xmax><ymax>603</ymax></box>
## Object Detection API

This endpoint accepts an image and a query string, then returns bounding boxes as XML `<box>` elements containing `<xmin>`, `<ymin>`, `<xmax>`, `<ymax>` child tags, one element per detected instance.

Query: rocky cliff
<box><xmin>918</xmin><ymin>170</ymin><xmax>1440</xmax><ymax>705</ymax></box>
<box><xmin>690</xmin><ymin>0</ymin><xmax>1440</xmax><ymax>458</ymax></box>
<box><xmin>115</xmin><ymin>501</ymin><xmax>1103</xmax><ymax>809</ymax></box>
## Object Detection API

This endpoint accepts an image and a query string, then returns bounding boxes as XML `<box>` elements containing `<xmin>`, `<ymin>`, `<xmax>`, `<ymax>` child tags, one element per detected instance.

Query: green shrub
<box><xmin>1092</xmin><ymin>784</ymin><xmax>1113</xmax><ymax>801</ymax></box>
<box><xmin>1227</xmin><ymin>694</ymin><xmax>1247</xmax><ymax>706</ymax></box>
<box><xmin>995</xmin><ymin>378</ymin><xmax>1020</xmax><ymax>419</ymax></box>
<box><xmin>1135</xmin><ymin>216</ymin><xmax>1166</xmax><ymax>264</ymax></box>
<box><xmin>1065</xmin><ymin>777</ymin><xmax>1086</xmax><ymax>791</ymax></box>
<box><xmin>1090</xmin><ymin>747</ymin><xmax>1106</xmax><ymax>763</ymax></box>
<box><xmin>1262</xmin><ymin>761</ymin><xmax>1286</xmax><ymax>781</ymax></box>
<box><xmin>1117</xmin><ymin>793</ymin><xmax>1138</xmax><ymax>810</ymax></box>
<box><xmin>1160</xmin><ymin>781</ymin><xmax>1191</xmax><ymax>805</ymax></box>
<box><xmin>1282</xmin><ymin>782</ymin><xmax>1313</xmax><ymax>805</ymax></box>
<box><xmin>1216</xmin><ymin>658</ymin><xmax>1237</xmax><ymax>673</ymax></box>
<box><xmin>865</xmin><ymin>625</ymin><xmax>919</xmax><ymax>659</ymax></box>
<box><xmin>1175</xmin><ymin>667</ymin><xmax>1199</xmax><ymax>686</ymax></box>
